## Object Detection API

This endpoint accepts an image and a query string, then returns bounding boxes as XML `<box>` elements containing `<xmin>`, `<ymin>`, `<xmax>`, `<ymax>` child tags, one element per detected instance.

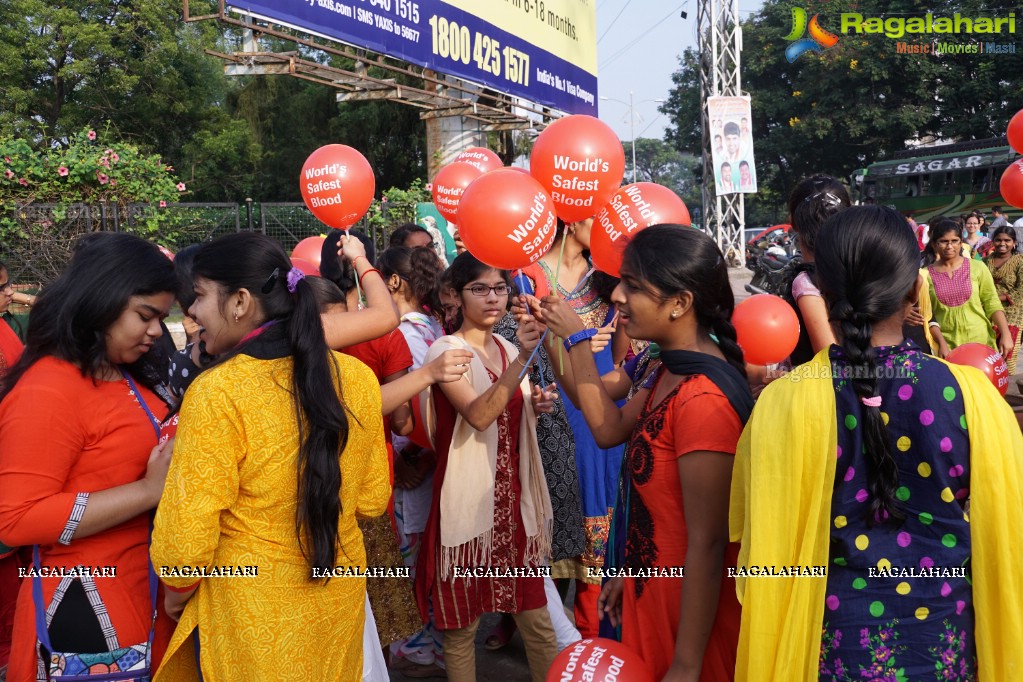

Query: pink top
<box><xmin>791</xmin><ymin>271</ymin><xmax>821</xmax><ymax>301</ymax></box>
<box><xmin>929</xmin><ymin>258</ymin><xmax>972</xmax><ymax>308</ymax></box>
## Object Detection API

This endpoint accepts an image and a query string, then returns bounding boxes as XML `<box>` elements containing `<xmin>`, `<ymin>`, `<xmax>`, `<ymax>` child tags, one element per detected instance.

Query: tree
<box><xmin>661</xmin><ymin>0</ymin><xmax>1023</xmax><ymax>204</ymax></box>
<box><xmin>623</xmin><ymin>138</ymin><xmax>701</xmax><ymax>207</ymax></box>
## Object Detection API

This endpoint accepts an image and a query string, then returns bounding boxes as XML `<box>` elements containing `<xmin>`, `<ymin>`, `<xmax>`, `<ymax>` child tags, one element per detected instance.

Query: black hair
<box><xmin>787</xmin><ymin>174</ymin><xmax>852</xmax><ymax>255</ymax></box>
<box><xmin>992</xmin><ymin>206</ymin><xmax>1003</xmax><ymax>213</ymax></box>
<box><xmin>723</xmin><ymin>122</ymin><xmax>740</xmax><ymax>136</ymax></box>
<box><xmin>377</xmin><ymin>246</ymin><xmax>444</xmax><ymax>317</ymax></box>
<box><xmin>990</xmin><ymin>225</ymin><xmax>1020</xmax><ymax>254</ymax></box>
<box><xmin>388</xmin><ymin>223</ymin><xmax>431</xmax><ymax>248</ymax></box>
<box><xmin>304</xmin><ymin>275</ymin><xmax>347</xmax><ymax>310</ymax></box>
<box><xmin>319</xmin><ymin>228</ymin><xmax>375</xmax><ymax>298</ymax></box>
<box><xmin>923</xmin><ymin>217</ymin><xmax>963</xmax><ymax>265</ymax></box>
<box><xmin>0</xmin><ymin>233</ymin><xmax>177</xmax><ymax>403</ymax></box>
<box><xmin>173</xmin><ymin>243</ymin><xmax>203</xmax><ymax>312</ymax></box>
<box><xmin>446</xmin><ymin>251</ymin><xmax>513</xmax><ymax>330</ymax></box>
<box><xmin>815</xmin><ymin>205</ymin><xmax>920</xmax><ymax>526</ymax></box>
<box><xmin>621</xmin><ymin>225</ymin><xmax>746</xmax><ymax>379</ymax></box>
<box><xmin>192</xmin><ymin>232</ymin><xmax>351</xmax><ymax>577</ymax></box>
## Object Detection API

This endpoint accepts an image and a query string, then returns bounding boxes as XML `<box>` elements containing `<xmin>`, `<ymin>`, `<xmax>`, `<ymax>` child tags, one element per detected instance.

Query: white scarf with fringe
<box><xmin>420</xmin><ymin>334</ymin><xmax>553</xmax><ymax>580</ymax></box>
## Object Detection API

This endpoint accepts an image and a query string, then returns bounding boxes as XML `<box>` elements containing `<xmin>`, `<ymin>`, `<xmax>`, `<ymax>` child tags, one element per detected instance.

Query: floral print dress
<box><xmin>820</xmin><ymin>340</ymin><xmax>976</xmax><ymax>681</ymax></box>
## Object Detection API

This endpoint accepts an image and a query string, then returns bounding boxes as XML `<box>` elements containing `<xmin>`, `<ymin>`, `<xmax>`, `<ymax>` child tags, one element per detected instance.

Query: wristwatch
<box><xmin>563</xmin><ymin>328</ymin><xmax>598</xmax><ymax>351</ymax></box>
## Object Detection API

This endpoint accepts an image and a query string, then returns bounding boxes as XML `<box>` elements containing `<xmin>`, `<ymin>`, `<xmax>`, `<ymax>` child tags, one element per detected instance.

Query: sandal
<box><xmin>483</xmin><ymin>615</ymin><xmax>517</xmax><ymax>650</ymax></box>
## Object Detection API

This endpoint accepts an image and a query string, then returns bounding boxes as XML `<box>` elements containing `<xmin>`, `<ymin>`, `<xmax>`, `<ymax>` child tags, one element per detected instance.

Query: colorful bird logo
<box><xmin>784</xmin><ymin>8</ymin><xmax>839</xmax><ymax>62</ymax></box>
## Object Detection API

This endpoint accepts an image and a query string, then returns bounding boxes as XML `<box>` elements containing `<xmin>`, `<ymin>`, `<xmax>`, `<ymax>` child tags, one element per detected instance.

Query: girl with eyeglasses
<box><xmin>415</xmin><ymin>252</ymin><xmax>558</xmax><ymax>682</ymax></box>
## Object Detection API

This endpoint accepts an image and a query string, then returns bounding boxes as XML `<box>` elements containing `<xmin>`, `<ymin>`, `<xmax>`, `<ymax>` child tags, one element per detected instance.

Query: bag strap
<box><xmin>120</xmin><ymin>370</ymin><xmax>162</xmax><ymax>441</ymax></box>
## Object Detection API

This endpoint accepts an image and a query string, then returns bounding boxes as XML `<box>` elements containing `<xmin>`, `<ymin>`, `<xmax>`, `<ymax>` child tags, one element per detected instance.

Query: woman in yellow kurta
<box><xmin>151</xmin><ymin>233</ymin><xmax>390</xmax><ymax>681</ymax></box>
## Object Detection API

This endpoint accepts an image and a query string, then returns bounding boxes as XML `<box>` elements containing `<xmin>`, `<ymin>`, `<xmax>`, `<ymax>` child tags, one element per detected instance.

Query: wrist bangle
<box><xmin>563</xmin><ymin>328</ymin><xmax>598</xmax><ymax>351</ymax></box>
<box><xmin>353</xmin><ymin>255</ymin><xmax>368</xmax><ymax>266</ymax></box>
<box><xmin>358</xmin><ymin>268</ymin><xmax>382</xmax><ymax>284</ymax></box>
<box><xmin>515</xmin><ymin>354</ymin><xmax>530</xmax><ymax>367</ymax></box>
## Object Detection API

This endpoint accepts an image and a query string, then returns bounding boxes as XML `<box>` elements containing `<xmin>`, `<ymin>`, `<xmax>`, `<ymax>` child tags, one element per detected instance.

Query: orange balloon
<box><xmin>432</xmin><ymin>162</ymin><xmax>484</xmax><ymax>223</ymax></box>
<box><xmin>590</xmin><ymin>183</ymin><xmax>691</xmax><ymax>277</ymax></box>
<box><xmin>292</xmin><ymin>237</ymin><xmax>326</xmax><ymax>270</ymax></box>
<box><xmin>454</xmin><ymin>147</ymin><xmax>503</xmax><ymax>173</ymax></box>
<box><xmin>290</xmin><ymin>257</ymin><xmax>319</xmax><ymax>276</ymax></box>
<box><xmin>1008</xmin><ymin>109</ymin><xmax>1023</xmax><ymax>154</ymax></box>
<box><xmin>732</xmin><ymin>294</ymin><xmax>800</xmax><ymax>365</ymax></box>
<box><xmin>1000</xmin><ymin>160</ymin><xmax>1023</xmax><ymax>209</ymax></box>
<box><xmin>545</xmin><ymin>638</ymin><xmax>653</xmax><ymax>682</ymax></box>
<box><xmin>530</xmin><ymin>115</ymin><xmax>625</xmax><ymax>222</ymax></box>
<box><xmin>299</xmin><ymin>145</ymin><xmax>375</xmax><ymax>228</ymax></box>
<box><xmin>458</xmin><ymin>168</ymin><xmax>558</xmax><ymax>270</ymax></box>
<box><xmin>946</xmin><ymin>342</ymin><xmax>1009</xmax><ymax>396</ymax></box>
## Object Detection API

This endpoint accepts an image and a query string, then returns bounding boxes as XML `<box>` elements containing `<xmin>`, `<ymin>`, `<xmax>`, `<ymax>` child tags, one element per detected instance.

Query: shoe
<box><xmin>483</xmin><ymin>616</ymin><xmax>517</xmax><ymax>651</ymax></box>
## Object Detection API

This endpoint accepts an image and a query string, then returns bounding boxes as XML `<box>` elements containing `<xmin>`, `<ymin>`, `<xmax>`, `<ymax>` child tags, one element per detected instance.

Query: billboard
<box><xmin>229</xmin><ymin>0</ymin><xmax>598</xmax><ymax>115</ymax></box>
<box><xmin>708</xmin><ymin>96</ymin><xmax>757</xmax><ymax>196</ymax></box>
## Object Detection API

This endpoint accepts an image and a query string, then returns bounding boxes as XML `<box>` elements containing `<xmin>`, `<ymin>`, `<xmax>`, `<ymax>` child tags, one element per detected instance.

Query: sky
<box><xmin>595</xmin><ymin>0</ymin><xmax>765</xmax><ymax>142</ymax></box>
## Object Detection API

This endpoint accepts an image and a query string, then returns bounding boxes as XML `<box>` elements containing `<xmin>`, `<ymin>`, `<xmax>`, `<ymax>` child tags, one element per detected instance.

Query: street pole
<box><xmin>629</xmin><ymin>91</ymin><xmax>636</xmax><ymax>183</ymax></box>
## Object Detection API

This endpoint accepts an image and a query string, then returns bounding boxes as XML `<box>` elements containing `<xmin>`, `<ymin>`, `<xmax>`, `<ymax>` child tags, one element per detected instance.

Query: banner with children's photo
<box><xmin>708</xmin><ymin>96</ymin><xmax>758</xmax><ymax>196</ymax></box>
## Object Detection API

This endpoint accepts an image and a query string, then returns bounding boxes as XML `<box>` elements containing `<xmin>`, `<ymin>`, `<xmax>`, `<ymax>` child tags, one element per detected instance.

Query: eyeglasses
<box><xmin>463</xmin><ymin>284</ymin><xmax>511</xmax><ymax>297</ymax></box>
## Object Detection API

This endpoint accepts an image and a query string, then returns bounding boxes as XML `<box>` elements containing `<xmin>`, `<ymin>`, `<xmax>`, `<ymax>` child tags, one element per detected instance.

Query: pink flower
<box><xmin>110</xmin><ymin>153</ymin><xmax>119</xmax><ymax>163</ymax></box>
<box><xmin>176</xmin><ymin>182</ymin><xmax>186</xmax><ymax>192</ymax></box>
<box><xmin>109</xmin><ymin>180</ymin><xmax>117</xmax><ymax>187</ymax></box>
<box><xmin>3</xmin><ymin>169</ymin><xmax>12</xmax><ymax>179</ymax></box>
<box><xmin>165</xmin><ymin>165</ymin><xmax>174</xmax><ymax>172</ymax></box>
<box><xmin>98</xmin><ymin>158</ymin><xmax>110</xmax><ymax>168</ymax></box>
<box><xmin>103</xmin><ymin>148</ymin><xmax>114</xmax><ymax>155</ymax></box>
<box><xmin>97</xmin><ymin>172</ymin><xmax>109</xmax><ymax>185</ymax></box>
<box><xmin>18</xmin><ymin>178</ymin><xmax>28</xmax><ymax>186</ymax></box>
<box><xmin>3</xmin><ymin>156</ymin><xmax>10</xmax><ymax>164</ymax></box>
<box><xmin>159</xmin><ymin>200</ymin><xmax>167</xmax><ymax>208</ymax></box>
<box><xmin>87</xmin><ymin>130</ymin><xmax>97</xmax><ymax>140</ymax></box>
<box><xmin>57</xmin><ymin>166</ymin><xmax>69</xmax><ymax>176</ymax></box>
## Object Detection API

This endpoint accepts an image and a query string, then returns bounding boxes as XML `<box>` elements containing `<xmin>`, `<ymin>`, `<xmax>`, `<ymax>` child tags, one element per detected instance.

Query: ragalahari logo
<box><xmin>784</xmin><ymin>8</ymin><xmax>840</xmax><ymax>62</ymax></box>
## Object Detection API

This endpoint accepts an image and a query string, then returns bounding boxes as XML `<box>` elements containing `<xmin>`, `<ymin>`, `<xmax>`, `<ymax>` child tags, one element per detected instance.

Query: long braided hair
<box><xmin>622</xmin><ymin>225</ymin><xmax>747</xmax><ymax>379</ymax></box>
<box><xmin>815</xmin><ymin>205</ymin><xmax>920</xmax><ymax>525</ymax></box>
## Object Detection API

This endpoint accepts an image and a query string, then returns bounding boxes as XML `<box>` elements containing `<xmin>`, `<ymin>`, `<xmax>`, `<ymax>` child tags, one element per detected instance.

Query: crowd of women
<box><xmin>0</xmin><ymin>173</ymin><xmax>1020</xmax><ymax>682</ymax></box>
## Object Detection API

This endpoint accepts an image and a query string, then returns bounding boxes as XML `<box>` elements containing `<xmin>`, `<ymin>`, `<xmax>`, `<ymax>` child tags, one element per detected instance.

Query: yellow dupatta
<box><xmin>729</xmin><ymin>349</ymin><xmax>1023</xmax><ymax>680</ymax></box>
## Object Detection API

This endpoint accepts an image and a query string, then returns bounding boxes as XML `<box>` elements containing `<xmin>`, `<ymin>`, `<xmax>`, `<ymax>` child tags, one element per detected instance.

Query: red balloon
<box><xmin>432</xmin><ymin>162</ymin><xmax>484</xmax><ymax>223</ymax></box>
<box><xmin>290</xmin><ymin>257</ymin><xmax>319</xmax><ymax>276</ymax></box>
<box><xmin>1000</xmin><ymin>160</ymin><xmax>1023</xmax><ymax>209</ymax></box>
<box><xmin>590</xmin><ymin>183</ymin><xmax>692</xmax><ymax>277</ymax></box>
<box><xmin>299</xmin><ymin>145</ymin><xmax>375</xmax><ymax>229</ymax></box>
<box><xmin>545</xmin><ymin>638</ymin><xmax>653</xmax><ymax>682</ymax></box>
<box><xmin>732</xmin><ymin>294</ymin><xmax>800</xmax><ymax>365</ymax></box>
<box><xmin>530</xmin><ymin>115</ymin><xmax>626</xmax><ymax>222</ymax></box>
<box><xmin>458</xmin><ymin>168</ymin><xmax>558</xmax><ymax>270</ymax></box>
<box><xmin>453</xmin><ymin>147</ymin><xmax>503</xmax><ymax>174</ymax></box>
<box><xmin>946</xmin><ymin>342</ymin><xmax>1010</xmax><ymax>396</ymax></box>
<box><xmin>292</xmin><ymin>236</ymin><xmax>326</xmax><ymax>270</ymax></box>
<box><xmin>1008</xmin><ymin>109</ymin><xmax>1023</xmax><ymax>154</ymax></box>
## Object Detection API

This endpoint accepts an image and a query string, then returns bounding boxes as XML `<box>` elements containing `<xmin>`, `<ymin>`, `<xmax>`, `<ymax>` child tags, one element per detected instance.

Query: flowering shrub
<box><xmin>0</xmin><ymin>128</ymin><xmax>184</xmax><ymax>209</ymax></box>
<box><xmin>0</xmin><ymin>127</ymin><xmax>188</xmax><ymax>282</ymax></box>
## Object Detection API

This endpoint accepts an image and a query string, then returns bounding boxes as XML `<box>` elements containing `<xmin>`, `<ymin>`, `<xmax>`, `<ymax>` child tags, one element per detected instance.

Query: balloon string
<box><xmin>552</xmin><ymin>236</ymin><xmax>568</xmax><ymax>375</ymax></box>
<box><xmin>347</xmin><ymin>229</ymin><xmax>366</xmax><ymax>310</ymax></box>
<box><xmin>517</xmin><ymin>267</ymin><xmax>596</xmax><ymax>380</ymax></box>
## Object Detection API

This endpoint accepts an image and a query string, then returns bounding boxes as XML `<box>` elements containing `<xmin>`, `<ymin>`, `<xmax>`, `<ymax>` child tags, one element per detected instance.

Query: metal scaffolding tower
<box><xmin>698</xmin><ymin>0</ymin><xmax>745</xmax><ymax>266</ymax></box>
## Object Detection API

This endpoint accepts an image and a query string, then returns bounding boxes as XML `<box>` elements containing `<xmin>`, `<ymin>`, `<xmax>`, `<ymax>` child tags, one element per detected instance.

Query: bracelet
<box><xmin>515</xmin><ymin>354</ymin><xmax>530</xmax><ymax>367</ymax></box>
<box><xmin>563</xmin><ymin>328</ymin><xmax>598</xmax><ymax>351</ymax></box>
<box><xmin>358</xmin><ymin>268</ymin><xmax>382</xmax><ymax>285</ymax></box>
<box><xmin>353</xmin><ymin>255</ymin><xmax>368</xmax><ymax>266</ymax></box>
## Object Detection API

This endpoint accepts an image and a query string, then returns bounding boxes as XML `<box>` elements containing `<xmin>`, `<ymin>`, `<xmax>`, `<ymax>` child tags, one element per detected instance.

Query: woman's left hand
<box><xmin>531</xmin><ymin>383</ymin><xmax>558</xmax><ymax>413</ymax></box>
<box><xmin>164</xmin><ymin>585</ymin><xmax>198</xmax><ymax>622</ymax></box>
<box><xmin>998</xmin><ymin>334</ymin><xmax>1014</xmax><ymax>361</ymax></box>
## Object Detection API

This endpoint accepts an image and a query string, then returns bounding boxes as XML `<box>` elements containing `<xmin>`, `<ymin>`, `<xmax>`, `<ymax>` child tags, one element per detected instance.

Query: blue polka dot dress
<box><xmin>820</xmin><ymin>340</ymin><xmax>976</xmax><ymax>681</ymax></box>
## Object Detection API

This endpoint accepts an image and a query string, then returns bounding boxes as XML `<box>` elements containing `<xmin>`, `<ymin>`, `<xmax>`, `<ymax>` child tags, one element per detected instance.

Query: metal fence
<box><xmin>1</xmin><ymin>200</ymin><xmax>413</xmax><ymax>285</ymax></box>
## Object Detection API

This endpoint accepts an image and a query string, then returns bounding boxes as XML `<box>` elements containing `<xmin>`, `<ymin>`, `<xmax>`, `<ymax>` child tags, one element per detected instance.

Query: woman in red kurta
<box><xmin>534</xmin><ymin>225</ymin><xmax>753</xmax><ymax>681</ymax></box>
<box><xmin>0</xmin><ymin>234</ymin><xmax>177</xmax><ymax>682</ymax></box>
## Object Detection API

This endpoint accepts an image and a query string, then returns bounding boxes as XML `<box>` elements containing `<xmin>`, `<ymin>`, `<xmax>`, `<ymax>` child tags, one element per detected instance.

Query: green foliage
<box><xmin>0</xmin><ymin>127</ymin><xmax>184</xmax><ymax>209</ymax></box>
<box><xmin>662</xmin><ymin>0</ymin><xmax>1023</xmax><ymax>207</ymax></box>
<box><xmin>366</xmin><ymin>178</ymin><xmax>432</xmax><ymax>231</ymax></box>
